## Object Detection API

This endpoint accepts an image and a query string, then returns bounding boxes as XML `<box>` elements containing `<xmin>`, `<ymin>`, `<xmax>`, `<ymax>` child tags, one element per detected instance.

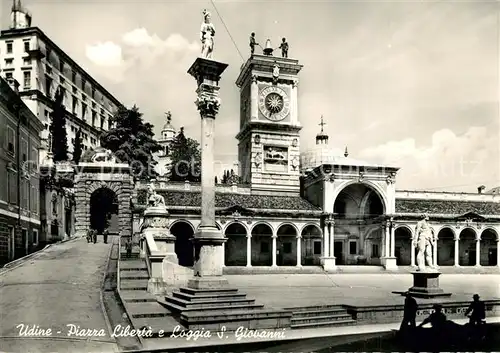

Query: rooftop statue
<box><xmin>200</xmin><ymin>9</ymin><xmax>215</xmax><ymax>59</ymax></box>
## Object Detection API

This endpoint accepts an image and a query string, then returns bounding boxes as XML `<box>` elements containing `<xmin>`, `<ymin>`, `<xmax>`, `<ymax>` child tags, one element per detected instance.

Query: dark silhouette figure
<box><xmin>249</xmin><ymin>32</ymin><xmax>258</xmax><ymax>55</ymax></box>
<box><xmin>103</xmin><ymin>228</ymin><xmax>109</xmax><ymax>244</ymax></box>
<box><xmin>419</xmin><ymin>304</ymin><xmax>447</xmax><ymax>329</ymax></box>
<box><xmin>125</xmin><ymin>238</ymin><xmax>132</xmax><ymax>258</ymax></box>
<box><xmin>87</xmin><ymin>229</ymin><xmax>92</xmax><ymax>243</ymax></box>
<box><xmin>279</xmin><ymin>37</ymin><xmax>289</xmax><ymax>58</ymax></box>
<box><xmin>400</xmin><ymin>292</ymin><xmax>418</xmax><ymax>330</ymax></box>
<box><xmin>93</xmin><ymin>229</ymin><xmax>97</xmax><ymax>244</ymax></box>
<box><xmin>465</xmin><ymin>294</ymin><xmax>486</xmax><ymax>325</ymax></box>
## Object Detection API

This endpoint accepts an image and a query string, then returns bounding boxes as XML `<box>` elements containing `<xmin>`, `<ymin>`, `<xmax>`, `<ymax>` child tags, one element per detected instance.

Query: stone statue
<box><xmin>279</xmin><ymin>37</ymin><xmax>289</xmax><ymax>58</ymax></box>
<box><xmin>165</xmin><ymin>111</ymin><xmax>172</xmax><ymax>124</ymax></box>
<box><xmin>91</xmin><ymin>148</ymin><xmax>116</xmax><ymax>163</ymax></box>
<box><xmin>414</xmin><ymin>214</ymin><xmax>437</xmax><ymax>271</ymax></box>
<box><xmin>249</xmin><ymin>32</ymin><xmax>259</xmax><ymax>55</ymax></box>
<box><xmin>147</xmin><ymin>183</ymin><xmax>165</xmax><ymax>207</ymax></box>
<box><xmin>200</xmin><ymin>9</ymin><xmax>215</xmax><ymax>59</ymax></box>
<box><xmin>272</xmin><ymin>64</ymin><xmax>280</xmax><ymax>85</ymax></box>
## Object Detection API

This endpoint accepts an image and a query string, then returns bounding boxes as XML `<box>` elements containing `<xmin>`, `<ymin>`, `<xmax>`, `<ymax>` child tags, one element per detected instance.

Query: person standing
<box><xmin>400</xmin><ymin>292</ymin><xmax>418</xmax><ymax>331</ymax></box>
<box><xmin>93</xmin><ymin>229</ymin><xmax>97</xmax><ymax>244</ymax></box>
<box><xmin>249</xmin><ymin>32</ymin><xmax>258</xmax><ymax>55</ymax></box>
<box><xmin>465</xmin><ymin>294</ymin><xmax>486</xmax><ymax>326</ymax></box>
<box><xmin>279</xmin><ymin>38</ymin><xmax>289</xmax><ymax>58</ymax></box>
<box><xmin>103</xmin><ymin>228</ymin><xmax>109</xmax><ymax>244</ymax></box>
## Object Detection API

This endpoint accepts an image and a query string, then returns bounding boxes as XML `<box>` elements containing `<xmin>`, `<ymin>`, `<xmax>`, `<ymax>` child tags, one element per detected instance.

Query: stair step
<box><xmin>120</xmin><ymin>280</ymin><xmax>148</xmax><ymax>290</ymax></box>
<box><xmin>131</xmin><ymin>316</ymin><xmax>183</xmax><ymax>337</ymax></box>
<box><xmin>120</xmin><ymin>270</ymin><xmax>149</xmax><ymax>280</ymax></box>
<box><xmin>120</xmin><ymin>291</ymin><xmax>157</xmax><ymax>303</ymax></box>
<box><xmin>164</xmin><ymin>301</ymin><xmax>265</xmax><ymax>313</ymax></box>
<box><xmin>284</xmin><ymin>305</ymin><xmax>345</xmax><ymax>312</ymax></box>
<box><xmin>172</xmin><ymin>290</ymin><xmax>247</xmax><ymax>302</ymax></box>
<box><xmin>179</xmin><ymin>287</ymin><xmax>239</xmax><ymax>296</ymax></box>
<box><xmin>290</xmin><ymin>308</ymin><xmax>348</xmax><ymax>317</ymax></box>
<box><xmin>120</xmin><ymin>261</ymin><xmax>147</xmax><ymax>271</ymax></box>
<box><xmin>165</xmin><ymin>296</ymin><xmax>256</xmax><ymax>309</ymax></box>
<box><xmin>291</xmin><ymin>319</ymin><xmax>357</xmax><ymax>329</ymax></box>
<box><xmin>125</xmin><ymin>302</ymin><xmax>174</xmax><ymax>318</ymax></box>
<box><xmin>182</xmin><ymin>307</ymin><xmax>293</xmax><ymax>320</ymax></box>
<box><xmin>292</xmin><ymin>314</ymin><xmax>353</xmax><ymax>324</ymax></box>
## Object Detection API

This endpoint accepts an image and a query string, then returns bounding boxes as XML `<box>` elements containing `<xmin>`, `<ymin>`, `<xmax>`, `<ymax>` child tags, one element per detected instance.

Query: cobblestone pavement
<box><xmin>226</xmin><ymin>273</ymin><xmax>500</xmax><ymax>308</ymax></box>
<box><xmin>0</xmin><ymin>237</ymin><xmax>118</xmax><ymax>353</ymax></box>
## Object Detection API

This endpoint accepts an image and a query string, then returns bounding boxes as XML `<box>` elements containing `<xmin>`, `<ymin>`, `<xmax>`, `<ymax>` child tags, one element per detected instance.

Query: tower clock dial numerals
<box><xmin>258</xmin><ymin>86</ymin><xmax>290</xmax><ymax>122</ymax></box>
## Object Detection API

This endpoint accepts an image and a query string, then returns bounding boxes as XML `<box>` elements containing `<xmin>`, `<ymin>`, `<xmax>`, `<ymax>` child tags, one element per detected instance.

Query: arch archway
<box><xmin>459</xmin><ymin>228</ymin><xmax>477</xmax><ymax>266</ymax></box>
<box><xmin>480</xmin><ymin>228</ymin><xmax>498</xmax><ymax>266</ymax></box>
<box><xmin>437</xmin><ymin>227</ymin><xmax>455</xmax><ymax>266</ymax></box>
<box><xmin>90</xmin><ymin>187</ymin><xmax>118</xmax><ymax>234</ymax></box>
<box><xmin>394</xmin><ymin>226</ymin><xmax>412</xmax><ymax>266</ymax></box>
<box><xmin>170</xmin><ymin>221</ymin><xmax>194</xmax><ymax>267</ymax></box>
<box><xmin>224</xmin><ymin>222</ymin><xmax>247</xmax><ymax>266</ymax></box>
<box><xmin>301</xmin><ymin>224</ymin><xmax>322</xmax><ymax>266</ymax></box>
<box><xmin>277</xmin><ymin>224</ymin><xmax>297</xmax><ymax>266</ymax></box>
<box><xmin>251</xmin><ymin>223</ymin><xmax>272</xmax><ymax>266</ymax></box>
<box><xmin>333</xmin><ymin>183</ymin><xmax>385</xmax><ymax>265</ymax></box>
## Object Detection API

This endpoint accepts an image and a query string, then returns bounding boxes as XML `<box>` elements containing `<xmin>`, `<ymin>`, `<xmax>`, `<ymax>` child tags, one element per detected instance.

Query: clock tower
<box><xmin>235</xmin><ymin>52</ymin><xmax>303</xmax><ymax>196</ymax></box>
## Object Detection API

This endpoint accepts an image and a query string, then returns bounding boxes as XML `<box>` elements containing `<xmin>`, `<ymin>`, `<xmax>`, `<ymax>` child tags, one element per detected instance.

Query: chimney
<box><xmin>478</xmin><ymin>185</ymin><xmax>486</xmax><ymax>194</ymax></box>
<box><xmin>6</xmin><ymin>77</ymin><xmax>20</xmax><ymax>94</ymax></box>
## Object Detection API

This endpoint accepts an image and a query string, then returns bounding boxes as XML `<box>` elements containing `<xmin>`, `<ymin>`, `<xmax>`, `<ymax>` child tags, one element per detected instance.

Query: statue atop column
<box><xmin>414</xmin><ymin>214</ymin><xmax>437</xmax><ymax>271</ymax></box>
<box><xmin>147</xmin><ymin>183</ymin><xmax>165</xmax><ymax>208</ymax></box>
<box><xmin>200</xmin><ymin>9</ymin><xmax>215</xmax><ymax>59</ymax></box>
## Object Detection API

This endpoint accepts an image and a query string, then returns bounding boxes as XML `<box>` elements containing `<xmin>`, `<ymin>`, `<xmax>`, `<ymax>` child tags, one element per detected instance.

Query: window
<box><xmin>21</xmin><ymin>138</ymin><xmax>28</xmax><ymax>162</ymax></box>
<box><xmin>8</xmin><ymin>169</ymin><xmax>17</xmax><ymax>204</ymax></box>
<box><xmin>7</xmin><ymin>127</ymin><xmax>15</xmax><ymax>154</ymax></box>
<box><xmin>59</xmin><ymin>60</ymin><xmax>64</xmax><ymax>73</ymax></box>
<box><xmin>31</xmin><ymin>147</ymin><xmax>38</xmax><ymax>173</ymax></box>
<box><xmin>164</xmin><ymin>146</ymin><xmax>169</xmax><ymax>155</ymax></box>
<box><xmin>260</xmin><ymin>242</ymin><xmax>269</xmax><ymax>253</ymax></box>
<box><xmin>23</xmin><ymin>71</ymin><xmax>31</xmax><ymax>89</ymax></box>
<box><xmin>4</xmin><ymin>58</ymin><xmax>13</xmax><ymax>67</ymax></box>
<box><xmin>81</xmin><ymin>79</ymin><xmax>86</xmax><ymax>91</ymax></box>
<box><xmin>108</xmin><ymin>120</ymin><xmax>112</xmax><ymax>130</ymax></box>
<box><xmin>91</xmin><ymin>87</ymin><xmax>95</xmax><ymax>99</ymax></box>
<box><xmin>72</xmin><ymin>86</ymin><xmax>77</xmax><ymax>94</ymax></box>
<box><xmin>91</xmin><ymin>111</ymin><xmax>96</xmax><ymax>126</ymax></box>
<box><xmin>45</xmin><ymin>75</ymin><xmax>53</xmax><ymax>96</ymax></box>
<box><xmin>283</xmin><ymin>242</ymin><xmax>292</xmax><ymax>254</ymax></box>
<box><xmin>313</xmin><ymin>241</ymin><xmax>322</xmax><ymax>255</ymax></box>
<box><xmin>6</xmin><ymin>41</ymin><xmax>13</xmax><ymax>54</ymax></box>
<box><xmin>72</xmin><ymin>97</ymin><xmax>78</xmax><ymax>114</ymax></box>
<box><xmin>23</xmin><ymin>58</ymin><xmax>31</xmax><ymax>66</ymax></box>
<box><xmin>100</xmin><ymin>116</ymin><xmax>105</xmax><ymax>129</ymax></box>
<box><xmin>33</xmin><ymin>229</ymin><xmax>39</xmax><ymax>245</ymax></box>
<box><xmin>72</xmin><ymin>71</ymin><xmax>76</xmax><ymax>83</ymax></box>
<box><xmin>45</xmin><ymin>64</ymin><xmax>52</xmax><ymax>74</ymax></box>
<box><xmin>5</xmin><ymin>72</ymin><xmax>13</xmax><ymax>80</ymax></box>
<box><xmin>372</xmin><ymin>244</ymin><xmax>379</xmax><ymax>258</ymax></box>
<box><xmin>349</xmin><ymin>241</ymin><xmax>357</xmax><ymax>255</ymax></box>
<box><xmin>24</xmin><ymin>41</ymin><xmax>30</xmax><ymax>52</ymax></box>
<box><xmin>60</xmin><ymin>76</ymin><xmax>65</xmax><ymax>85</ymax></box>
<box><xmin>81</xmin><ymin>103</ymin><xmax>87</xmax><ymax>120</ymax></box>
<box><xmin>21</xmin><ymin>179</ymin><xmax>28</xmax><ymax>209</ymax></box>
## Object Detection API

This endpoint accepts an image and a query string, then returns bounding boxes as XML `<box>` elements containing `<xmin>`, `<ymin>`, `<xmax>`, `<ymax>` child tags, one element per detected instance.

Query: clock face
<box><xmin>258</xmin><ymin>86</ymin><xmax>290</xmax><ymax>121</ymax></box>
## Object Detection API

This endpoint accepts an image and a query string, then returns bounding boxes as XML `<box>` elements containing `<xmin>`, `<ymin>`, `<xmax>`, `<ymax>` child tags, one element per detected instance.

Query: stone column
<box><xmin>296</xmin><ymin>235</ymin><xmax>302</xmax><ymax>267</ymax></box>
<box><xmin>385</xmin><ymin>222</ymin><xmax>390</xmax><ymax>258</ymax></box>
<box><xmin>291</xmin><ymin>80</ymin><xmax>299</xmax><ymax>125</ymax></box>
<box><xmin>246</xmin><ymin>234</ymin><xmax>252</xmax><ymax>267</ymax></box>
<box><xmin>271</xmin><ymin>234</ymin><xmax>277</xmax><ymax>267</ymax></box>
<box><xmin>323</xmin><ymin>222</ymin><xmax>329</xmax><ymax>257</ymax></box>
<box><xmin>496</xmin><ymin>238</ymin><xmax>500</xmax><ymax>267</ymax></box>
<box><xmin>410</xmin><ymin>236</ymin><xmax>416</xmax><ymax>267</ymax></box>
<box><xmin>381</xmin><ymin>225</ymin><xmax>386</xmax><ymax>257</ymax></box>
<box><xmin>329</xmin><ymin>220</ymin><xmax>335</xmax><ymax>259</ymax></box>
<box><xmin>250</xmin><ymin>75</ymin><xmax>258</xmax><ymax>120</ymax></box>
<box><xmin>454</xmin><ymin>235</ymin><xmax>460</xmax><ymax>266</ymax></box>
<box><xmin>187</xmin><ymin>57</ymin><xmax>229</xmax><ymax>289</ymax></box>
<box><xmin>390</xmin><ymin>222</ymin><xmax>395</xmax><ymax>258</ymax></box>
<box><xmin>475</xmin><ymin>234</ymin><xmax>481</xmax><ymax>266</ymax></box>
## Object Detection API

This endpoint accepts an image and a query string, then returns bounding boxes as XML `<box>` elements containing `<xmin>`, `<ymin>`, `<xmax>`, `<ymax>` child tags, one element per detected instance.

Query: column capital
<box><xmin>454</xmin><ymin>235</ymin><xmax>460</xmax><ymax>241</ymax></box>
<box><xmin>271</xmin><ymin>234</ymin><xmax>277</xmax><ymax>239</ymax></box>
<box><xmin>475</xmin><ymin>234</ymin><xmax>481</xmax><ymax>241</ymax></box>
<box><xmin>296</xmin><ymin>234</ymin><xmax>302</xmax><ymax>240</ymax></box>
<box><xmin>195</xmin><ymin>90</ymin><xmax>221</xmax><ymax>118</ymax></box>
<box><xmin>246</xmin><ymin>234</ymin><xmax>252</xmax><ymax>239</ymax></box>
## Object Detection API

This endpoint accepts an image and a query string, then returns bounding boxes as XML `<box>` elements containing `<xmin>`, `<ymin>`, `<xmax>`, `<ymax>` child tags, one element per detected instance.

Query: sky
<box><xmin>1</xmin><ymin>0</ymin><xmax>499</xmax><ymax>192</ymax></box>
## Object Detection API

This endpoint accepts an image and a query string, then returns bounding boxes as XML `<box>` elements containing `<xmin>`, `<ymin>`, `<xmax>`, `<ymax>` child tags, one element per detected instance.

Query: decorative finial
<box><xmin>165</xmin><ymin>111</ymin><xmax>172</xmax><ymax>124</ymax></box>
<box><xmin>344</xmin><ymin>146</ymin><xmax>349</xmax><ymax>157</ymax></box>
<box><xmin>319</xmin><ymin>115</ymin><xmax>326</xmax><ymax>133</ymax></box>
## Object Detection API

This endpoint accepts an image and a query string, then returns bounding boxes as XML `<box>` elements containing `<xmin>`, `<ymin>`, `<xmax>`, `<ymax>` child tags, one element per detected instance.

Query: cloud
<box><xmin>359</xmin><ymin>126</ymin><xmax>499</xmax><ymax>192</ymax></box>
<box><xmin>85</xmin><ymin>41</ymin><xmax>123</xmax><ymax>67</ymax></box>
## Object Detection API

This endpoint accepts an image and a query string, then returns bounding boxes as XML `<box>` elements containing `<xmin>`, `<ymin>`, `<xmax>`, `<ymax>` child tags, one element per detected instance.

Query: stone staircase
<box><xmin>119</xmin><ymin>246</ymin><xmax>184</xmax><ymax>337</ymax></box>
<box><xmin>284</xmin><ymin>305</ymin><xmax>357</xmax><ymax>329</ymax></box>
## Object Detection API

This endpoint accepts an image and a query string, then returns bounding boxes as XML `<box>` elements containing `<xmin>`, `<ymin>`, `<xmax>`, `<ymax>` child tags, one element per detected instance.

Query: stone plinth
<box><xmin>404</xmin><ymin>271</ymin><xmax>452</xmax><ymax>299</ymax></box>
<box><xmin>322</xmin><ymin>256</ymin><xmax>337</xmax><ymax>272</ymax></box>
<box><xmin>381</xmin><ymin>257</ymin><xmax>397</xmax><ymax>270</ymax></box>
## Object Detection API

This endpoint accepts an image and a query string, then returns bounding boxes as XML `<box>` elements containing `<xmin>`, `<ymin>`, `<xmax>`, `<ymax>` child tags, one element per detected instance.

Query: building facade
<box><xmin>154</xmin><ymin>112</ymin><xmax>177</xmax><ymax>177</ymax></box>
<box><xmin>0</xmin><ymin>77</ymin><xmax>44</xmax><ymax>266</ymax></box>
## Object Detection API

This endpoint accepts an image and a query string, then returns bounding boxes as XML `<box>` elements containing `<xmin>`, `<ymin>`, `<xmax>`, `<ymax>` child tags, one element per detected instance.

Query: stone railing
<box><xmin>396</xmin><ymin>189</ymin><xmax>500</xmax><ymax>203</ymax></box>
<box><xmin>135</xmin><ymin>180</ymin><xmax>251</xmax><ymax>194</ymax></box>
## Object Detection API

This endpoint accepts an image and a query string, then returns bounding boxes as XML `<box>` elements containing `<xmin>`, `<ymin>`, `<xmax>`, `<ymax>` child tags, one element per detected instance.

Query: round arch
<box><xmin>332</xmin><ymin>180</ymin><xmax>388</xmax><ymax>215</ymax></box>
<box><xmin>250</xmin><ymin>221</ymin><xmax>275</xmax><ymax>234</ymax></box>
<box><xmin>224</xmin><ymin>222</ymin><xmax>247</xmax><ymax>266</ymax></box>
<box><xmin>394</xmin><ymin>224</ymin><xmax>414</xmax><ymax>234</ymax></box>
<box><xmin>480</xmin><ymin>228</ymin><xmax>498</xmax><ymax>266</ymax></box>
<box><xmin>277</xmin><ymin>222</ymin><xmax>300</xmax><ymax>235</ymax></box>
<box><xmin>300</xmin><ymin>223</ymin><xmax>322</xmax><ymax>235</ymax></box>
<box><xmin>300</xmin><ymin>224</ymin><xmax>322</xmax><ymax>266</ymax></box>
<box><xmin>224</xmin><ymin>221</ymin><xmax>249</xmax><ymax>235</ymax></box>
<box><xmin>250</xmin><ymin>223</ymin><xmax>273</xmax><ymax>266</ymax></box>
<box><xmin>394</xmin><ymin>226</ymin><xmax>412</xmax><ymax>266</ymax></box>
<box><xmin>89</xmin><ymin>187</ymin><xmax>118</xmax><ymax>235</ymax></box>
<box><xmin>435</xmin><ymin>225</ymin><xmax>457</xmax><ymax>238</ymax></box>
<box><xmin>170</xmin><ymin>220</ymin><xmax>195</xmax><ymax>267</ymax></box>
<box><xmin>459</xmin><ymin>227</ymin><xmax>478</xmax><ymax>266</ymax></box>
<box><xmin>481</xmin><ymin>227</ymin><xmax>499</xmax><ymax>240</ymax></box>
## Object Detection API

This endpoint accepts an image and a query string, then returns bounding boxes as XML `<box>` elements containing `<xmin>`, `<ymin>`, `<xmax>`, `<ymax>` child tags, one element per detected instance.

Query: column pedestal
<box><xmin>403</xmin><ymin>271</ymin><xmax>452</xmax><ymax>298</ymax></box>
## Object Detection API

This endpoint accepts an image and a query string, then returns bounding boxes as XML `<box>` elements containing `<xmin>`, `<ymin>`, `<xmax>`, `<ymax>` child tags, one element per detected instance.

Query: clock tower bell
<box><xmin>235</xmin><ymin>52</ymin><xmax>303</xmax><ymax>196</ymax></box>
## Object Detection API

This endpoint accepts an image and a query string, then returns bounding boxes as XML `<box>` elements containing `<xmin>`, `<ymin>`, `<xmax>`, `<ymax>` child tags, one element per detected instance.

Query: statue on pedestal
<box><xmin>147</xmin><ymin>183</ymin><xmax>165</xmax><ymax>208</ymax></box>
<box><xmin>200</xmin><ymin>9</ymin><xmax>215</xmax><ymax>59</ymax></box>
<box><xmin>414</xmin><ymin>214</ymin><xmax>437</xmax><ymax>271</ymax></box>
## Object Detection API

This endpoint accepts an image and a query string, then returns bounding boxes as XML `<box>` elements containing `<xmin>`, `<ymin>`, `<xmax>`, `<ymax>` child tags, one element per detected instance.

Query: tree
<box><xmin>169</xmin><ymin>127</ymin><xmax>201</xmax><ymax>182</ymax></box>
<box><xmin>49</xmin><ymin>87</ymin><xmax>69</xmax><ymax>162</ymax></box>
<box><xmin>72</xmin><ymin>128</ymin><xmax>83</xmax><ymax>165</ymax></box>
<box><xmin>100</xmin><ymin>105</ymin><xmax>162</xmax><ymax>180</ymax></box>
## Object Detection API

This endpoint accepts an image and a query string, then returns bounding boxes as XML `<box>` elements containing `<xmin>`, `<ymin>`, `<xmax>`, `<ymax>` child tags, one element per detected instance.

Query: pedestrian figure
<box><xmin>86</xmin><ymin>228</ymin><xmax>93</xmax><ymax>243</ymax></box>
<box><xmin>465</xmin><ymin>294</ymin><xmax>485</xmax><ymax>326</ymax></box>
<box><xmin>279</xmin><ymin>37</ymin><xmax>289</xmax><ymax>58</ymax></box>
<box><xmin>400</xmin><ymin>291</ymin><xmax>418</xmax><ymax>331</ymax></box>
<box><xmin>125</xmin><ymin>237</ymin><xmax>132</xmax><ymax>258</ymax></box>
<box><xmin>93</xmin><ymin>229</ymin><xmax>97</xmax><ymax>244</ymax></box>
<box><xmin>103</xmin><ymin>228</ymin><xmax>109</xmax><ymax>244</ymax></box>
<box><xmin>249</xmin><ymin>32</ymin><xmax>258</xmax><ymax>55</ymax></box>
<box><xmin>419</xmin><ymin>304</ymin><xmax>447</xmax><ymax>330</ymax></box>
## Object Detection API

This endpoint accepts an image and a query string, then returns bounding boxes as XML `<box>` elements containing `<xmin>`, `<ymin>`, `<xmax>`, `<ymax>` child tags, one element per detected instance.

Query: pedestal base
<box><xmin>381</xmin><ymin>257</ymin><xmax>398</xmax><ymax>270</ymax></box>
<box><xmin>147</xmin><ymin>277</ymin><xmax>168</xmax><ymax>296</ymax></box>
<box><xmin>397</xmin><ymin>271</ymin><xmax>452</xmax><ymax>298</ymax></box>
<box><xmin>187</xmin><ymin>277</ymin><xmax>229</xmax><ymax>289</ymax></box>
<box><xmin>322</xmin><ymin>257</ymin><xmax>337</xmax><ymax>272</ymax></box>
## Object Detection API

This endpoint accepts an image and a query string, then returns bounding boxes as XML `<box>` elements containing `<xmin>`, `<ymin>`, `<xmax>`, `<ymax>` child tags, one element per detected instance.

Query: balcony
<box><xmin>26</xmin><ymin>44</ymin><xmax>45</xmax><ymax>60</ymax></box>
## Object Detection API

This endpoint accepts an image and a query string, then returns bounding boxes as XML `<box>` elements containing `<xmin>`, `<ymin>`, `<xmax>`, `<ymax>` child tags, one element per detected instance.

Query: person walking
<box><xmin>103</xmin><ymin>228</ymin><xmax>109</xmax><ymax>244</ymax></box>
<box><xmin>400</xmin><ymin>291</ymin><xmax>418</xmax><ymax>331</ymax></box>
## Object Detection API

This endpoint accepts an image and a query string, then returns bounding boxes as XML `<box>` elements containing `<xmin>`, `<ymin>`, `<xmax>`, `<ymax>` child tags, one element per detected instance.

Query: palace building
<box><xmin>133</xmin><ymin>52</ymin><xmax>500</xmax><ymax>271</ymax></box>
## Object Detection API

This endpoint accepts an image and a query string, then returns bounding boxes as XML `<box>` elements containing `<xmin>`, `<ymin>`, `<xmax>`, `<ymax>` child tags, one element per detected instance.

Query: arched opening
<box><xmin>90</xmin><ymin>187</ymin><xmax>118</xmax><ymax>234</ymax></box>
<box><xmin>224</xmin><ymin>222</ymin><xmax>247</xmax><ymax>266</ymax></box>
<box><xmin>301</xmin><ymin>225</ymin><xmax>322</xmax><ymax>266</ymax></box>
<box><xmin>437</xmin><ymin>228</ymin><xmax>455</xmax><ymax>266</ymax></box>
<box><xmin>394</xmin><ymin>227</ymin><xmax>412</xmax><ymax>266</ymax></box>
<box><xmin>365</xmin><ymin>227</ymin><xmax>383</xmax><ymax>265</ymax></box>
<box><xmin>251</xmin><ymin>224</ymin><xmax>272</xmax><ymax>266</ymax></box>
<box><xmin>459</xmin><ymin>228</ymin><xmax>477</xmax><ymax>266</ymax></box>
<box><xmin>480</xmin><ymin>228</ymin><xmax>498</xmax><ymax>266</ymax></box>
<box><xmin>170</xmin><ymin>221</ymin><xmax>194</xmax><ymax>267</ymax></box>
<box><xmin>277</xmin><ymin>224</ymin><xmax>297</xmax><ymax>266</ymax></box>
<box><xmin>333</xmin><ymin>183</ymin><xmax>385</xmax><ymax>265</ymax></box>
